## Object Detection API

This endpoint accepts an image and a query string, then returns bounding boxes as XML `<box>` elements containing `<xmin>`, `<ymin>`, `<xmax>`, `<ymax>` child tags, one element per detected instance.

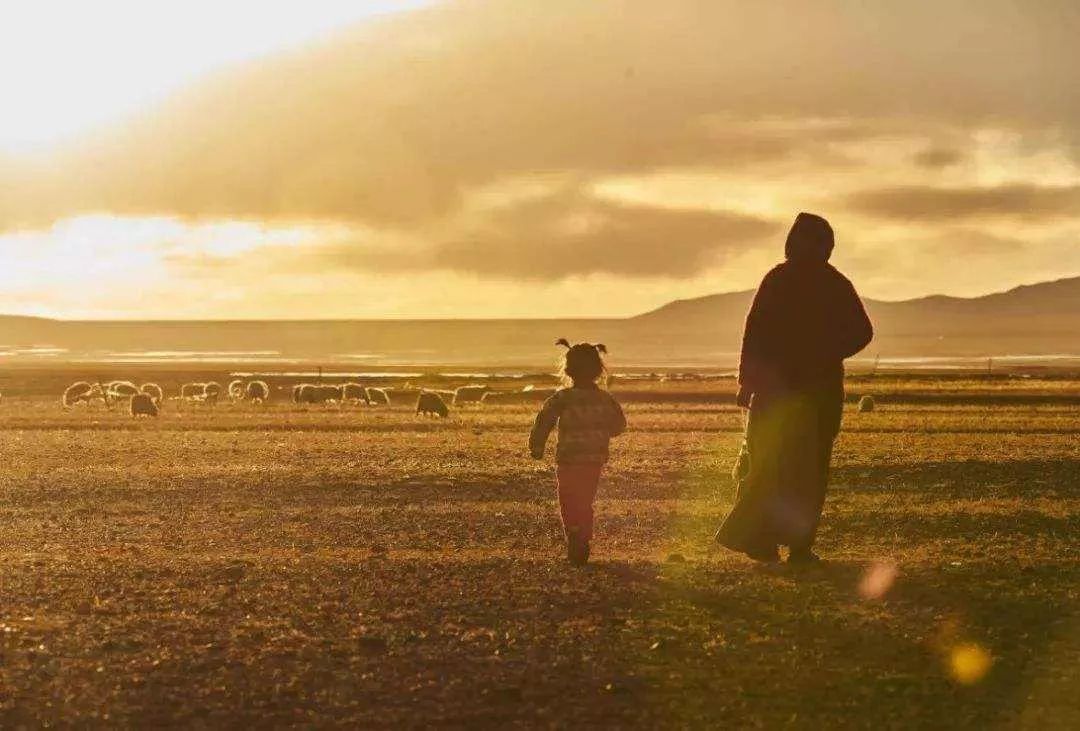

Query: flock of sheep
<box><xmin>58</xmin><ymin>379</ymin><xmax>872</xmax><ymax>418</ymax></box>
<box><xmin>60</xmin><ymin>378</ymin><xmax>557</xmax><ymax>418</ymax></box>
<box><xmin>63</xmin><ymin>380</ymin><xmax>161</xmax><ymax>416</ymax></box>
<box><xmin>61</xmin><ymin>378</ymin><xmax>271</xmax><ymax>417</ymax></box>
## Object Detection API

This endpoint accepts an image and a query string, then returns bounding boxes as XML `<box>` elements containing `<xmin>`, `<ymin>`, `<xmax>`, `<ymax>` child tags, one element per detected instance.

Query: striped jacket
<box><xmin>529</xmin><ymin>385</ymin><xmax>626</xmax><ymax>464</ymax></box>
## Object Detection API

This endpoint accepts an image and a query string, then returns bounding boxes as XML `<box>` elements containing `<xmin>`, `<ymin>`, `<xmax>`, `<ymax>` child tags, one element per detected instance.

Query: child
<box><xmin>529</xmin><ymin>339</ymin><xmax>626</xmax><ymax>565</ymax></box>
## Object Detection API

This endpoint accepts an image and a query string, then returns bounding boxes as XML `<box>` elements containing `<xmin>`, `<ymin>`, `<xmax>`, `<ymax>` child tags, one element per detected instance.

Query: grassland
<box><xmin>0</xmin><ymin>369</ymin><xmax>1077</xmax><ymax>728</ymax></box>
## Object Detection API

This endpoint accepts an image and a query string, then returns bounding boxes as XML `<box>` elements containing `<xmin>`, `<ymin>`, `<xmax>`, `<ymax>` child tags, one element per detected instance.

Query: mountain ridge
<box><xmin>0</xmin><ymin>275</ymin><xmax>1076</xmax><ymax>365</ymax></box>
<box><xmin>633</xmin><ymin>274</ymin><xmax>1080</xmax><ymax>321</ymax></box>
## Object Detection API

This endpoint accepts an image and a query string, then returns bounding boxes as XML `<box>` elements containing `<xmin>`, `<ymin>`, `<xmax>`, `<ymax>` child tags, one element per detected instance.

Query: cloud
<box><xmin>3</xmin><ymin>0</ymin><xmax>1079</xmax><ymax>232</ymax></box>
<box><xmin>844</xmin><ymin>184</ymin><xmax>1080</xmax><ymax>222</ymax></box>
<box><xmin>912</xmin><ymin>147</ymin><xmax>965</xmax><ymax>170</ymax></box>
<box><xmin>300</xmin><ymin>188</ymin><xmax>781</xmax><ymax>280</ymax></box>
<box><xmin>837</xmin><ymin>227</ymin><xmax>1078</xmax><ymax>300</ymax></box>
<box><xmin>1</xmin><ymin>0</ymin><xmax>1079</xmax><ymax>310</ymax></box>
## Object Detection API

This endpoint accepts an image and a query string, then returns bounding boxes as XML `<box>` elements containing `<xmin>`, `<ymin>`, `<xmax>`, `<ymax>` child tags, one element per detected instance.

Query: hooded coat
<box><xmin>738</xmin><ymin>213</ymin><xmax>873</xmax><ymax>398</ymax></box>
<box><xmin>717</xmin><ymin>213</ymin><xmax>873</xmax><ymax>557</ymax></box>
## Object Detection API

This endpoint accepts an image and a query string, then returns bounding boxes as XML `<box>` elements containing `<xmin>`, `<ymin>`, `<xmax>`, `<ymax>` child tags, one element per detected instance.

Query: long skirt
<box><xmin>716</xmin><ymin>388</ymin><xmax>843</xmax><ymax>555</ymax></box>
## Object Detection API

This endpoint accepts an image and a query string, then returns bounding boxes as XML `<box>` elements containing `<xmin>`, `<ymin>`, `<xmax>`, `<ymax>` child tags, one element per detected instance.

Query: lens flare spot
<box><xmin>949</xmin><ymin>642</ymin><xmax>993</xmax><ymax>685</ymax></box>
<box><xmin>858</xmin><ymin>561</ymin><xmax>898</xmax><ymax>600</ymax></box>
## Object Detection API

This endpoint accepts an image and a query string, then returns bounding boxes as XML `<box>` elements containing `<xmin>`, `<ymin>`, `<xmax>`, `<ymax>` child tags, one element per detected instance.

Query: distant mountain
<box><xmin>630</xmin><ymin>275</ymin><xmax>1080</xmax><ymax>359</ymax></box>
<box><xmin>0</xmin><ymin>276</ymin><xmax>1077</xmax><ymax>367</ymax></box>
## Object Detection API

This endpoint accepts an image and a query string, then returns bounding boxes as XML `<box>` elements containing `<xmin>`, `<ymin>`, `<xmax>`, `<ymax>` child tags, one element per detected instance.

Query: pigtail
<box><xmin>594</xmin><ymin>343</ymin><xmax>607</xmax><ymax>354</ymax></box>
<box><xmin>555</xmin><ymin>338</ymin><xmax>571</xmax><ymax>349</ymax></box>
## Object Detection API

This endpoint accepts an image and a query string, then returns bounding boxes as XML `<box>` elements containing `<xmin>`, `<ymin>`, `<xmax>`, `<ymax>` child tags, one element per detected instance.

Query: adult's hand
<box><xmin>735</xmin><ymin>386</ymin><xmax>753</xmax><ymax>409</ymax></box>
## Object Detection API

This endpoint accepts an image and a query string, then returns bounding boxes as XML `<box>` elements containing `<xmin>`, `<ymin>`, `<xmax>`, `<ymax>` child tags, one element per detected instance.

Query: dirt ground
<box><xmin>0</xmin><ymin>371</ymin><xmax>1077</xmax><ymax>728</ymax></box>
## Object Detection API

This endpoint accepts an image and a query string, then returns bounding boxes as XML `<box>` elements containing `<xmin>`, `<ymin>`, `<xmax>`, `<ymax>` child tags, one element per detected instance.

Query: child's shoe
<box><xmin>566</xmin><ymin>527</ymin><xmax>589</xmax><ymax>566</ymax></box>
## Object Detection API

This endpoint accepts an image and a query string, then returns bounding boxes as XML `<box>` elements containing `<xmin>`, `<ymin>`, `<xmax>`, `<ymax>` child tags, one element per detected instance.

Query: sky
<box><xmin>1</xmin><ymin>0</ymin><xmax>1079</xmax><ymax>319</ymax></box>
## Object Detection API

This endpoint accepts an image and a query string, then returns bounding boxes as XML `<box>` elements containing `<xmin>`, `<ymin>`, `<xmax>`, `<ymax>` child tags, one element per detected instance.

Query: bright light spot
<box><xmin>858</xmin><ymin>561</ymin><xmax>898</xmax><ymax>600</ymax></box>
<box><xmin>949</xmin><ymin>642</ymin><xmax>993</xmax><ymax>685</ymax></box>
<box><xmin>0</xmin><ymin>215</ymin><xmax>326</xmax><ymax>317</ymax></box>
<box><xmin>0</xmin><ymin>1</ymin><xmax>427</xmax><ymax>152</ymax></box>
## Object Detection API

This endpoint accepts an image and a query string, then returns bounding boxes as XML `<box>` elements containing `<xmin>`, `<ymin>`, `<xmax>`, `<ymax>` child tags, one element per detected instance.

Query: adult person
<box><xmin>716</xmin><ymin>212</ymin><xmax>873</xmax><ymax>564</ymax></box>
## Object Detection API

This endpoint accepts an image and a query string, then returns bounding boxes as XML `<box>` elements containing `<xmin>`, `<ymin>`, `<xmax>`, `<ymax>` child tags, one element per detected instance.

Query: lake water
<box><xmin>1</xmin><ymin>345</ymin><xmax>1078</xmax><ymax>373</ymax></box>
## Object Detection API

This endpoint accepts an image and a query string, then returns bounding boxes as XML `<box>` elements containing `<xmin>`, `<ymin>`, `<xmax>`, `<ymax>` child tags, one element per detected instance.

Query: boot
<box><xmin>566</xmin><ymin>527</ymin><xmax>589</xmax><ymax>566</ymax></box>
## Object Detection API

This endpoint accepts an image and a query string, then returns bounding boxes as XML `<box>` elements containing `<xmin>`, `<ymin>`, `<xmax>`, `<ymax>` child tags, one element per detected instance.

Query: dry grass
<box><xmin>0</xmin><ymin>373</ymin><xmax>1077</xmax><ymax>727</ymax></box>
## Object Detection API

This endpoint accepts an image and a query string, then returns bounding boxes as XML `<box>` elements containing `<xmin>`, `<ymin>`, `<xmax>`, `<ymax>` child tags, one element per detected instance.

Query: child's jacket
<box><xmin>529</xmin><ymin>385</ymin><xmax>626</xmax><ymax>464</ymax></box>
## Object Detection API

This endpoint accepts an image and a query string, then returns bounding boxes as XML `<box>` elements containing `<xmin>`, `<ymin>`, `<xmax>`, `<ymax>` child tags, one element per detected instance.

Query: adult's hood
<box><xmin>784</xmin><ymin>212</ymin><xmax>834</xmax><ymax>262</ymax></box>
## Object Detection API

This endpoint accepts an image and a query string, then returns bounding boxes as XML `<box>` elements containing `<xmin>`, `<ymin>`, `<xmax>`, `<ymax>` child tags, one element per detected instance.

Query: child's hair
<box><xmin>556</xmin><ymin>338</ymin><xmax>608</xmax><ymax>385</ymax></box>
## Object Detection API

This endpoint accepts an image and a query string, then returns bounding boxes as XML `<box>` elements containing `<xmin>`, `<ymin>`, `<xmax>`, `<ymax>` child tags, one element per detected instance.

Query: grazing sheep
<box><xmin>245</xmin><ymin>380</ymin><xmax>270</xmax><ymax>403</ymax></box>
<box><xmin>342</xmin><ymin>382</ymin><xmax>368</xmax><ymax>404</ymax></box>
<box><xmin>180</xmin><ymin>382</ymin><xmax>206</xmax><ymax>402</ymax></box>
<box><xmin>294</xmin><ymin>384</ymin><xmax>332</xmax><ymax>405</ymax></box>
<box><xmin>296</xmin><ymin>384</ymin><xmax>342</xmax><ymax>404</ymax></box>
<box><xmin>129</xmin><ymin>392</ymin><xmax>159</xmax><ymax>417</ymax></box>
<box><xmin>105</xmin><ymin>380</ymin><xmax>140</xmax><ymax>406</ymax></box>
<box><xmin>298</xmin><ymin>384</ymin><xmax>319</xmax><ymax>404</ymax></box>
<box><xmin>62</xmin><ymin>381</ymin><xmax>90</xmax><ymax>408</ymax></box>
<box><xmin>107</xmin><ymin>380</ymin><xmax>139</xmax><ymax>394</ymax></box>
<box><xmin>140</xmin><ymin>383</ymin><xmax>164</xmax><ymax>405</ymax></box>
<box><xmin>316</xmin><ymin>384</ymin><xmax>344</xmax><ymax>403</ymax></box>
<box><xmin>365</xmin><ymin>387</ymin><xmax>391</xmax><ymax>406</ymax></box>
<box><xmin>63</xmin><ymin>381</ymin><xmax>106</xmax><ymax>408</ymax></box>
<box><xmin>203</xmin><ymin>382</ymin><xmax>223</xmax><ymax>405</ymax></box>
<box><xmin>416</xmin><ymin>391</ymin><xmax>449</xmax><ymax>418</ymax></box>
<box><xmin>452</xmin><ymin>385</ymin><xmax>489</xmax><ymax>406</ymax></box>
<box><xmin>858</xmin><ymin>394</ymin><xmax>876</xmax><ymax>413</ymax></box>
<box><xmin>228</xmin><ymin>379</ymin><xmax>246</xmax><ymax>400</ymax></box>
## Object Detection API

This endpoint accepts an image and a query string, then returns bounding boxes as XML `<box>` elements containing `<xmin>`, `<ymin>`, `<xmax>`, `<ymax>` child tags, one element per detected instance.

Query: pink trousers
<box><xmin>556</xmin><ymin>462</ymin><xmax>604</xmax><ymax>542</ymax></box>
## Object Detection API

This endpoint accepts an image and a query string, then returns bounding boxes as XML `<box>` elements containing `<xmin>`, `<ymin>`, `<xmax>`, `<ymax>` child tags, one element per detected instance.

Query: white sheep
<box><xmin>303</xmin><ymin>384</ymin><xmax>343</xmax><ymax>404</ymax></box>
<box><xmin>62</xmin><ymin>381</ymin><xmax>105</xmax><ymax>408</ymax></box>
<box><xmin>228</xmin><ymin>379</ymin><xmax>246</xmax><ymax>401</ymax></box>
<box><xmin>319</xmin><ymin>384</ymin><xmax>344</xmax><ymax>402</ymax></box>
<box><xmin>245</xmin><ymin>380</ymin><xmax>270</xmax><ymax>403</ymax></box>
<box><xmin>203</xmin><ymin>382</ymin><xmax>223</xmax><ymax>406</ymax></box>
<box><xmin>342</xmin><ymin>382</ymin><xmax>368</xmax><ymax>404</ymax></box>
<box><xmin>452</xmin><ymin>385</ymin><xmax>489</xmax><ymax>406</ymax></box>
<box><xmin>105</xmin><ymin>380</ymin><xmax>140</xmax><ymax>407</ymax></box>
<box><xmin>179</xmin><ymin>382</ymin><xmax>206</xmax><ymax>408</ymax></box>
<box><xmin>140</xmin><ymin>383</ymin><xmax>164</xmax><ymax>405</ymax></box>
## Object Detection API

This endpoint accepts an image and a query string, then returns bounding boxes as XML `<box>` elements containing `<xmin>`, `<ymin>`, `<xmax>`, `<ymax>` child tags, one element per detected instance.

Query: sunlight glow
<box><xmin>858</xmin><ymin>562</ymin><xmax>898</xmax><ymax>601</ymax></box>
<box><xmin>0</xmin><ymin>1</ymin><xmax>426</xmax><ymax>152</ymax></box>
<box><xmin>0</xmin><ymin>216</ymin><xmax>320</xmax><ymax>316</ymax></box>
<box><xmin>949</xmin><ymin>642</ymin><xmax>993</xmax><ymax>685</ymax></box>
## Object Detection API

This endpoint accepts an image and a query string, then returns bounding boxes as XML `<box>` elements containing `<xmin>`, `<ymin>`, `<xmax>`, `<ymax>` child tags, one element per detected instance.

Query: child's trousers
<box><xmin>556</xmin><ymin>462</ymin><xmax>603</xmax><ymax>542</ymax></box>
